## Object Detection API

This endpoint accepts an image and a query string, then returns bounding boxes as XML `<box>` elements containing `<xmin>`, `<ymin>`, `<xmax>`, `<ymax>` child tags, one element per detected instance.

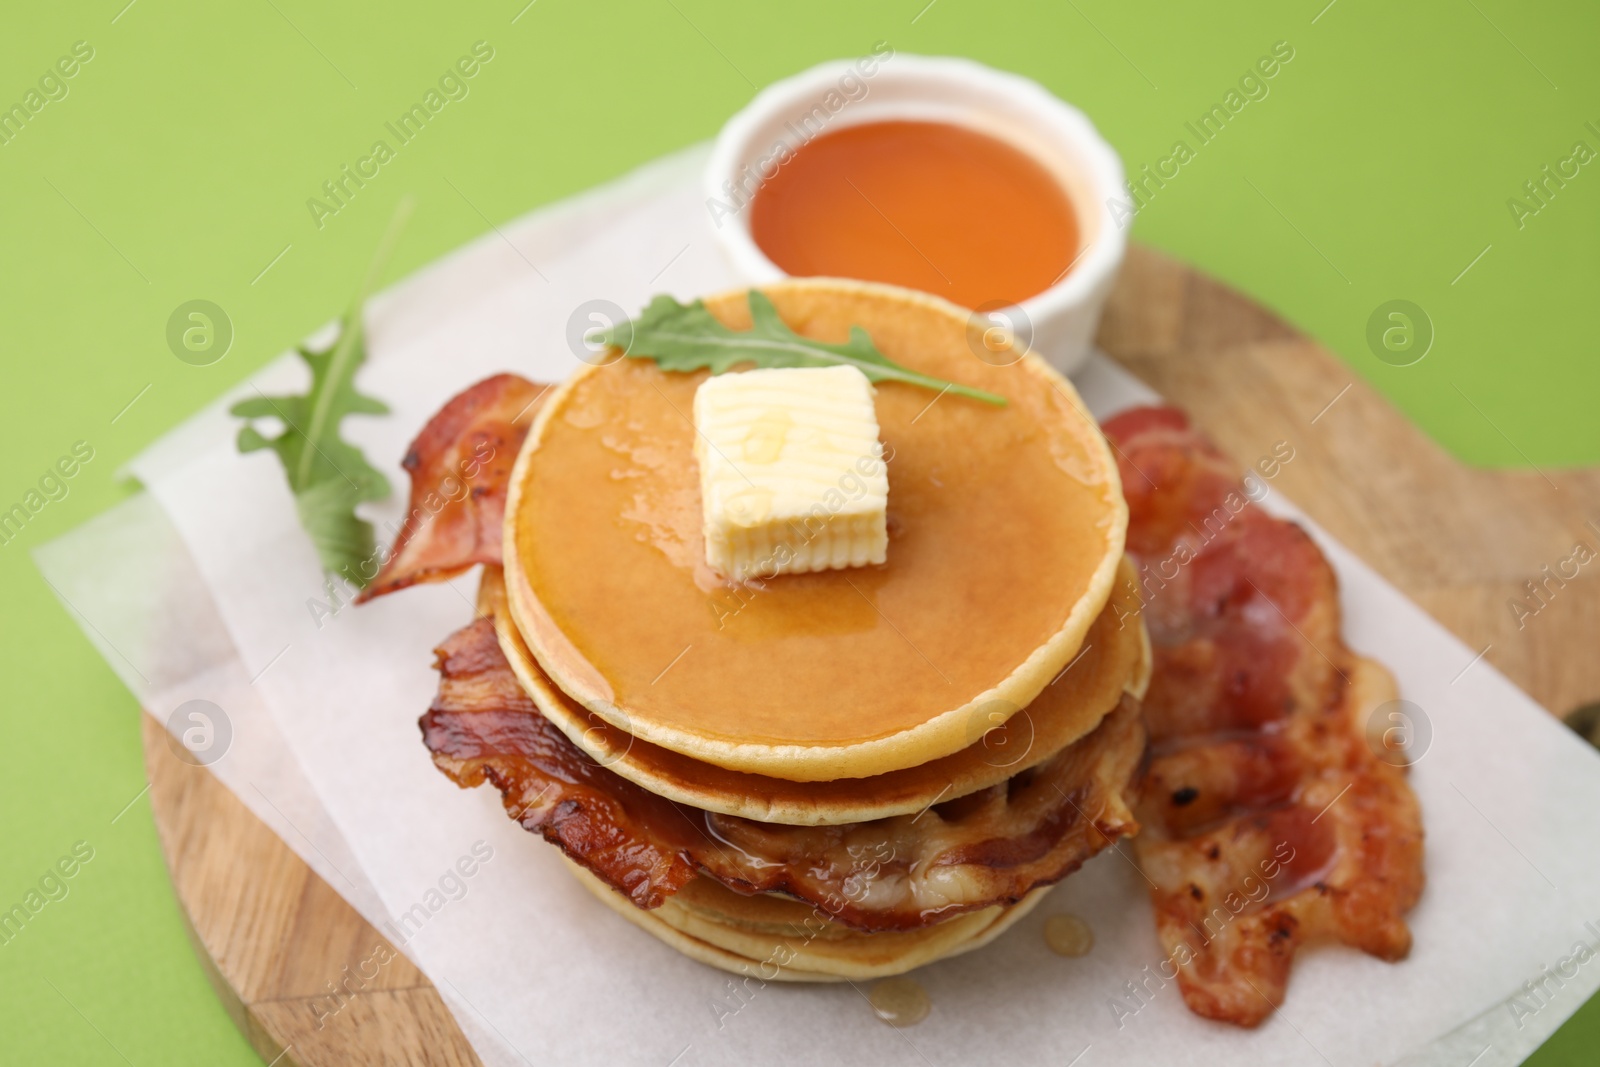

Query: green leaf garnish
<box><xmin>231</xmin><ymin>197</ymin><xmax>415</xmax><ymax>585</ymax></box>
<box><xmin>590</xmin><ymin>290</ymin><xmax>1007</xmax><ymax>405</ymax></box>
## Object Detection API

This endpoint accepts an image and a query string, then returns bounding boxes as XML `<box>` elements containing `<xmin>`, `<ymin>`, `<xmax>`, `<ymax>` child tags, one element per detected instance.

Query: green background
<box><xmin>2</xmin><ymin>0</ymin><xmax>1595</xmax><ymax>1062</ymax></box>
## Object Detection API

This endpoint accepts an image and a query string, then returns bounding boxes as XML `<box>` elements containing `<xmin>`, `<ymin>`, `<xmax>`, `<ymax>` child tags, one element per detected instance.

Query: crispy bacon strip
<box><xmin>424</xmin><ymin>618</ymin><xmax>701</xmax><ymax>908</ymax></box>
<box><xmin>1104</xmin><ymin>405</ymin><xmax>1424</xmax><ymax>1028</ymax></box>
<box><xmin>699</xmin><ymin>698</ymin><xmax>1144</xmax><ymax>931</ymax></box>
<box><xmin>358</xmin><ymin>373</ymin><xmax>547</xmax><ymax>602</ymax></box>
<box><xmin>424</xmin><ymin>616</ymin><xmax>1146</xmax><ymax>932</ymax></box>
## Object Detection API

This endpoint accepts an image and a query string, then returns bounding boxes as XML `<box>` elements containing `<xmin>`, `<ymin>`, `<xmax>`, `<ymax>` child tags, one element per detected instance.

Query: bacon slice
<box><xmin>424</xmin><ymin>617</ymin><xmax>700</xmax><ymax>908</ymax></box>
<box><xmin>358</xmin><ymin>374</ymin><xmax>547</xmax><ymax>602</ymax></box>
<box><xmin>1103</xmin><ymin>406</ymin><xmax>1424</xmax><ymax>1028</ymax></box>
<box><xmin>424</xmin><ymin>616</ymin><xmax>1146</xmax><ymax>932</ymax></box>
<box><xmin>699</xmin><ymin>698</ymin><xmax>1143</xmax><ymax>931</ymax></box>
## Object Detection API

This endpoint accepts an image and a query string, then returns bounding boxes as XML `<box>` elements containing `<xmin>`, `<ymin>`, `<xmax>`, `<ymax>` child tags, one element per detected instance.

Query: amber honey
<box><xmin>868</xmin><ymin>976</ymin><xmax>931</xmax><ymax>1026</ymax></box>
<box><xmin>750</xmin><ymin>120</ymin><xmax>1079</xmax><ymax>309</ymax></box>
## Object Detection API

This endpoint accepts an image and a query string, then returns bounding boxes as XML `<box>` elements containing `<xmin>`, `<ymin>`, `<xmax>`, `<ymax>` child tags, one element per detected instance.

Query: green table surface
<box><xmin>2</xmin><ymin>1</ymin><xmax>1595</xmax><ymax>1063</ymax></box>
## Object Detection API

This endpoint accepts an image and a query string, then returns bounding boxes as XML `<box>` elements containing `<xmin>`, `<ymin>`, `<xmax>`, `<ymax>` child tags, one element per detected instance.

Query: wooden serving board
<box><xmin>142</xmin><ymin>244</ymin><xmax>1600</xmax><ymax>1066</ymax></box>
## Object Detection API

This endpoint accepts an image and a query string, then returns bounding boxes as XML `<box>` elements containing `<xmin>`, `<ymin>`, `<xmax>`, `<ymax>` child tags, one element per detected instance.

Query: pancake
<box><xmin>564</xmin><ymin>860</ymin><xmax>840</xmax><ymax>983</ymax></box>
<box><xmin>504</xmin><ymin>278</ymin><xmax>1127</xmax><ymax>781</ymax></box>
<box><xmin>565</xmin><ymin>860</ymin><xmax>1051</xmax><ymax>981</ymax></box>
<box><xmin>479</xmin><ymin>558</ymin><xmax>1150</xmax><ymax>824</ymax></box>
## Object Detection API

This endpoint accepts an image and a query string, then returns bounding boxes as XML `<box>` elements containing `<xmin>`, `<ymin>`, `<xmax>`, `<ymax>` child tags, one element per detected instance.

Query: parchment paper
<box><xmin>37</xmin><ymin>144</ymin><xmax>1600</xmax><ymax>1067</ymax></box>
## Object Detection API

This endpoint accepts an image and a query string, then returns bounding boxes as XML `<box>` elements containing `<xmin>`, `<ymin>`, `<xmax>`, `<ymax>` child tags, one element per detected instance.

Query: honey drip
<box><xmin>868</xmin><ymin>976</ymin><xmax>930</xmax><ymax>1027</ymax></box>
<box><xmin>1043</xmin><ymin>913</ymin><xmax>1094</xmax><ymax>957</ymax></box>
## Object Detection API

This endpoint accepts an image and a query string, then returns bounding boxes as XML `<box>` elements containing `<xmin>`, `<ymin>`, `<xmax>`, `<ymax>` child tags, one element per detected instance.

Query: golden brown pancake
<box><xmin>479</xmin><ymin>559</ymin><xmax>1149</xmax><ymax>824</ymax></box>
<box><xmin>504</xmin><ymin>279</ymin><xmax>1127</xmax><ymax>781</ymax></box>
<box><xmin>564</xmin><ymin>861</ymin><xmax>1051</xmax><ymax>981</ymax></box>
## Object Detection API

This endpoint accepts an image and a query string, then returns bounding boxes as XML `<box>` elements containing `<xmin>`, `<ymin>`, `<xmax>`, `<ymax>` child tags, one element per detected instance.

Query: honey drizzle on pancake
<box><xmin>509</xmin><ymin>285</ymin><xmax>1127</xmax><ymax>779</ymax></box>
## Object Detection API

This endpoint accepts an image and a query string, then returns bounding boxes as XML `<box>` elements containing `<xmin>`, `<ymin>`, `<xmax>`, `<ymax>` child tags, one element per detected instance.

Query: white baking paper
<box><xmin>37</xmin><ymin>143</ymin><xmax>1600</xmax><ymax>1067</ymax></box>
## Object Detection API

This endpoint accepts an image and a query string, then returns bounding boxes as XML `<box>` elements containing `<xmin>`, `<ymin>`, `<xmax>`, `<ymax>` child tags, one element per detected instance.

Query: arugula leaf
<box><xmin>231</xmin><ymin>197</ymin><xmax>414</xmax><ymax>585</ymax></box>
<box><xmin>591</xmin><ymin>290</ymin><xmax>1007</xmax><ymax>405</ymax></box>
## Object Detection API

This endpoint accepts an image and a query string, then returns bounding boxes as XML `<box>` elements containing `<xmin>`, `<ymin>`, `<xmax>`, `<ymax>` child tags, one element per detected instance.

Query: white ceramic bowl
<box><xmin>703</xmin><ymin>53</ymin><xmax>1127</xmax><ymax>376</ymax></box>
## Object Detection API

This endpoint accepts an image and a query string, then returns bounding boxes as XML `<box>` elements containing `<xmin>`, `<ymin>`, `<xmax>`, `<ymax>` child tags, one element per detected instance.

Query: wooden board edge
<box><xmin>140</xmin><ymin>711</ymin><xmax>481</xmax><ymax>1066</ymax></box>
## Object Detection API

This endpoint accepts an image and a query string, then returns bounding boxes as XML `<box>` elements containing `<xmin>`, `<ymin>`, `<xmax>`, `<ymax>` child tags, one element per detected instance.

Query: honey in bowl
<box><xmin>749</xmin><ymin>120</ymin><xmax>1080</xmax><ymax>309</ymax></box>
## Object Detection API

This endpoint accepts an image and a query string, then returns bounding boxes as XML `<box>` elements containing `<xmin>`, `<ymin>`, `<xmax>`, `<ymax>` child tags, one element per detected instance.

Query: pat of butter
<box><xmin>693</xmin><ymin>365</ymin><xmax>888</xmax><ymax>582</ymax></box>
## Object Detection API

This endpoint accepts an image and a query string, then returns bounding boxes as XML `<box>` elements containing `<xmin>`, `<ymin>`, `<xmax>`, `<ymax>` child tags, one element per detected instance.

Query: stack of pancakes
<box><xmin>476</xmin><ymin>282</ymin><xmax>1151</xmax><ymax>980</ymax></box>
